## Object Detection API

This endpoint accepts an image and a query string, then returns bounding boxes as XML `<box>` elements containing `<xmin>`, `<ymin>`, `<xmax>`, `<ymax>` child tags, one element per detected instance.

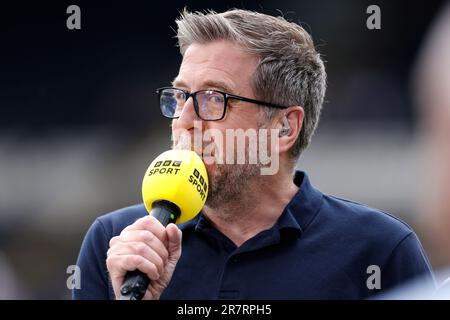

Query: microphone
<box><xmin>120</xmin><ymin>149</ymin><xmax>209</xmax><ymax>300</ymax></box>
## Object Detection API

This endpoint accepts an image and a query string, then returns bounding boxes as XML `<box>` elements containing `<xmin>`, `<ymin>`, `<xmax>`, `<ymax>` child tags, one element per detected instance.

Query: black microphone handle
<box><xmin>119</xmin><ymin>200</ymin><xmax>180</xmax><ymax>300</ymax></box>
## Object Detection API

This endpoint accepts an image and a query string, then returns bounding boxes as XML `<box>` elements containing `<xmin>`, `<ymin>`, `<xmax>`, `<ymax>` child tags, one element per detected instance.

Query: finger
<box><xmin>115</xmin><ymin>230</ymin><xmax>169</xmax><ymax>263</ymax></box>
<box><xmin>166</xmin><ymin>223</ymin><xmax>182</xmax><ymax>262</ymax></box>
<box><xmin>107</xmin><ymin>241</ymin><xmax>164</xmax><ymax>275</ymax></box>
<box><xmin>142</xmin><ymin>289</ymin><xmax>155</xmax><ymax>300</ymax></box>
<box><xmin>122</xmin><ymin>216</ymin><xmax>167</xmax><ymax>244</ymax></box>
<box><xmin>107</xmin><ymin>254</ymin><xmax>160</xmax><ymax>281</ymax></box>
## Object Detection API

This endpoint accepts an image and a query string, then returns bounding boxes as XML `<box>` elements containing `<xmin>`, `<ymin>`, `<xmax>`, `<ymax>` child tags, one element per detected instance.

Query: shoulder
<box><xmin>95</xmin><ymin>203</ymin><xmax>148</xmax><ymax>238</ymax></box>
<box><xmin>319</xmin><ymin>194</ymin><xmax>414</xmax><ymax>246</ymax></box>
<box><xmin>312</xmin><ymin>194</ymin><xmax>433</xmax><ymax>292</ymax></box>
<box><xmin>294</xmin><ymin>171</ymin><xmax>414</xmax><ymax>247</ymax></box>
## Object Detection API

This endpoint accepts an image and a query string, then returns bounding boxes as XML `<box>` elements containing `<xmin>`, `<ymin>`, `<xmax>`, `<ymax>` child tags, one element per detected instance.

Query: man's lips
<box><xmin>172</xmin><ymin>134</ymin><xmax>217</xmax><ymax>165</ymax></box>
<box><xmin>202</xmin><ymin>153</ymin><xmax>216</xmax><ymax>166</ymax></box>
<box><xmin>190</xmin><ymin>143</ymin><xmax>217</xmax><ymax>164</ymax></box>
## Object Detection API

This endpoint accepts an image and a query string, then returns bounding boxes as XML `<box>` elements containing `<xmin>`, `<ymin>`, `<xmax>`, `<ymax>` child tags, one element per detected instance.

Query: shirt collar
<box><xmin>284</xmin><ymin>171</ymin><xmax>324</xmax><ymax>236</ymax></box>
<box><xmin>178</xmin><ymin>171</ymin><xmax>323</xmax><ymax>239</ymax></box>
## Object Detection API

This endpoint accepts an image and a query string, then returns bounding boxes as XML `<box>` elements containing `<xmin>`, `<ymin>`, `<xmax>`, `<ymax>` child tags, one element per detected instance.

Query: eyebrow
<box><xmin>171</xmin><ymin>78</ymin><xmax>236</xmax><ymax>94</ymax></box>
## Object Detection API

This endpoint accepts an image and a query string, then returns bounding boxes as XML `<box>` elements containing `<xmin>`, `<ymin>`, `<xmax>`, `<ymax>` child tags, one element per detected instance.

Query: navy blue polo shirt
<box><xmin>73</xmin><ymin>171</ymin><xmax>434</xmax><ymax>299</ymax></box>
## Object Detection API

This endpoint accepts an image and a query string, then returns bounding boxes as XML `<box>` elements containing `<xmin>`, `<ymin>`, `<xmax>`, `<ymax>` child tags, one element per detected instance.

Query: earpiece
<box><xmin>279</xmin><ymin>115</ymin><xmax>291</xmax><ymax>137</ymax></box>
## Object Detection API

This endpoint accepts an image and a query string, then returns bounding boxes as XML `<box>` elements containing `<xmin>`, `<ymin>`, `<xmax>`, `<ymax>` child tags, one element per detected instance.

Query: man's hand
<box><xmin>106</xmin><ymin>216</ymin><xmax>182</xmax><ymax>300</ymax></box>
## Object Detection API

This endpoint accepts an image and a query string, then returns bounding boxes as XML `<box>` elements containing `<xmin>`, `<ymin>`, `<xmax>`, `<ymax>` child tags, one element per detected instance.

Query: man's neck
<box><xmin>202</xmin><ymin>170</ymin><xmax>299</xmax><ymax>247</ymax></box>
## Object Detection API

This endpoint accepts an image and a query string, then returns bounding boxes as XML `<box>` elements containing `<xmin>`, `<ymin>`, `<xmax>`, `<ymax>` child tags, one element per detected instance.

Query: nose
<box><xmin>172</xmin><ymin>95</ymin><xmax>200</xmax><ymax>131</ymax></box>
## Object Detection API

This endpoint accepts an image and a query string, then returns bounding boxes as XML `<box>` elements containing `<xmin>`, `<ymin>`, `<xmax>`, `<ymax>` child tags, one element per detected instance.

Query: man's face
<box><xmin>171</xmin><ymin>40</ymin><xmax>267</xmax><ymax>208</ymax></box>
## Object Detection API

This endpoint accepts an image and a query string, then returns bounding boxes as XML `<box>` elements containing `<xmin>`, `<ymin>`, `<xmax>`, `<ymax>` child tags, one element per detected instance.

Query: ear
<box><xmin>278</xmin><ymin>106</ymin><xmax>304</xmax><ymax>155</ymax></box>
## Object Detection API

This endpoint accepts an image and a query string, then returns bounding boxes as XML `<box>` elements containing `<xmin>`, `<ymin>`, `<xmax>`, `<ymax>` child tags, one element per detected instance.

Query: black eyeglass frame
<box><xmin>156</xmin><ymin>86</ymin><xmax>288</xmax><ymax>121</ymax></box>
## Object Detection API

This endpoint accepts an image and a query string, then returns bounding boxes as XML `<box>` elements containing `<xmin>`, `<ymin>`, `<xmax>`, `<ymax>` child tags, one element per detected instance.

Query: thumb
<box><xmin>165</xmin><ymin>223</ymin><xmax>182</xmax><ymax>263</ymax></box>
<box><xmin>142</xmin><ymin>224</ymin><xmax>181</xmax><ymax>300</ymax></box>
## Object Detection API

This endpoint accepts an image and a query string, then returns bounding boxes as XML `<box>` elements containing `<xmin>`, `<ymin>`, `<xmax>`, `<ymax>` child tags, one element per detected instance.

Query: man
<box><xmin>375</xmin><ymin>3</ymin><xmax>450</xmax><ymax>299</ymax></box>
<box><xmin>73</xmin><ymin>9</ymin><xmax>434</xmax><ymax>300</ymax></box>
<box><xmin>414</xmin><ymin>2</ymin><xmax>450</xmax><ymax>269</ymax></box>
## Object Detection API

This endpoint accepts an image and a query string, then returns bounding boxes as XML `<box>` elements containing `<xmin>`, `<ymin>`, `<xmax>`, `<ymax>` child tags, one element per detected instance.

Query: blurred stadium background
<box><xmin>0</xmin><ymin>0</ymin><xmax>447</xmax><ymax>298</ymax></box>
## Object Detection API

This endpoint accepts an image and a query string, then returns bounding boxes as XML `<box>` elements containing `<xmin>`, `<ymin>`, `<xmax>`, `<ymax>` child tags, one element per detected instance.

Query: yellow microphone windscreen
<box><xmin>142</xmin><ymin>150</ymin><xmax>208</xmax><ymax>224</ymax></box>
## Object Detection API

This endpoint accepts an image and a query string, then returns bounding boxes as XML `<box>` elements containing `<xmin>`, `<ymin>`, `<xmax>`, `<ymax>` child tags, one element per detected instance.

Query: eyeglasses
<box><xmin>157</xmin><ymin>87</ymin><xmax>287</xmax><ymax>121</ymax></box>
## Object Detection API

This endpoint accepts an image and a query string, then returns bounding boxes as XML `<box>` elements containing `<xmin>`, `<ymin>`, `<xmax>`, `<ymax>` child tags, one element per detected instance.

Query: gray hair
<box><xmin>175</xmin><ymin>8</ymin><xmax>327</xmax><ymax>159</ymax></box>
